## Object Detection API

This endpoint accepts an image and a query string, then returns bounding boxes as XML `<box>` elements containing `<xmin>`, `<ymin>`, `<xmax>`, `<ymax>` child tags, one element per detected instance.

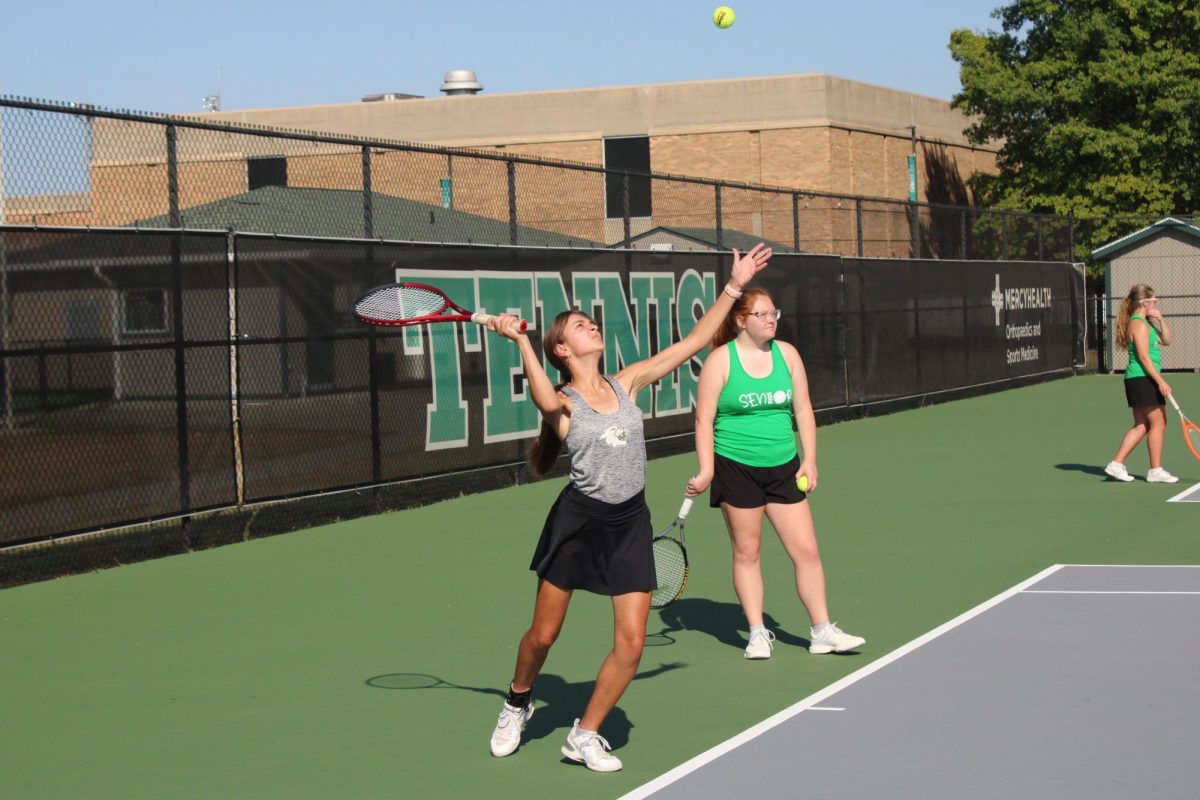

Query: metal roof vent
<box><xmin>440</xmin><ymin>70</ymin><xmax>483</xmax><ymax>95</ymax></box>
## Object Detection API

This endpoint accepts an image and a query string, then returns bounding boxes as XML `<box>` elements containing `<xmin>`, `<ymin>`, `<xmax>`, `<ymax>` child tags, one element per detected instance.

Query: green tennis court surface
<box><xmin>2</xmin><ymin>374</ymin><xmax>1198</xmax><ymax>799</ymax></box>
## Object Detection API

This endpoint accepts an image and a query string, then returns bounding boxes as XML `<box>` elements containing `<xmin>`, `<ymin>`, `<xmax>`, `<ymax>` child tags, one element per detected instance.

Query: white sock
<box><xmin>811</xmin><ymin>621</ymin><xmax>832</xmax><ymax>635</ymax></box>
<box><xmin>749</xmin><ymin>623</ymin><xmax>767</xmax><ymax>636</ymax></box>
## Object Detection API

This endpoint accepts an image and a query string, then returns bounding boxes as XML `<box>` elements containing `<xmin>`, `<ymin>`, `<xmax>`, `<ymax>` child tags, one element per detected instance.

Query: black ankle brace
<box><xmin>506</xmin><ymin>685</ymin><xmax>532</xmax><ymax>709</ymax></box>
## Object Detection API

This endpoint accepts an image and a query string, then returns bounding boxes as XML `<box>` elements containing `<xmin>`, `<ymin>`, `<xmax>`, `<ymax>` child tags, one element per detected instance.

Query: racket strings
<box><xmin>651</xmin><ymin>538</ymin><xmax>688</xmax><ymax>608</ymax></box>
<box><xmin>357</xmin><ymin>286</ymin><xmax>446</xmax><ymax>321</ymax></box>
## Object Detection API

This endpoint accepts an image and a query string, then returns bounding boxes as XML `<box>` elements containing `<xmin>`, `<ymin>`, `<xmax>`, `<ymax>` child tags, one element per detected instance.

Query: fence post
<box><xmin>715</xmin><ymin>184</ymin><xmax>723</xmax><ymax>250</ymax></box>
<box><xmin>361</xmin><ymin>146</ymin><xmax>373</xmax><ymax>239</ymax></box>
<box><xmin>855</xmin><ymin>198</ymin><xmax>864</xmax><ymax>257</ymax></box>
<box><xmin>960</xmin><ymin>208</ymin><xmax>968</xmax><ymax>260</ymax></box>
<box><xmin>1068</xmin><ymin>210</ymin><xmax>1075</xmax><ymax>262</ymax></box>
<box><xmin>1037</xmin><ymin>216</ymin><xmax>1044</xmax><ymax>261</ymax></box>
<box><xmin>622</xmin><ymin>172</ymin><xmax>631</xmax><ymax>248</ymax></box>
<box><xmin>166</xmin><ymin>124</ymin><xmax>191</xmax><ymax>517</ymax></box>
<box><xmin>226</xmin><ymin>232</ymin><xmax>245</xmax><ymax>507</ymax></box>
<box><xmin>792</xmin><ymin>192</ymin><xmax>801</xmax><ymax>251</ymax></box>
<box><xmin>909</xmin><ymin>200</ymin><xmax>920</xmax><ymax>259</ymax></box>
<box><xmin>507</xmin><ymin>160</ymin><xmax>518</xmax><ymax>246</ymax></box>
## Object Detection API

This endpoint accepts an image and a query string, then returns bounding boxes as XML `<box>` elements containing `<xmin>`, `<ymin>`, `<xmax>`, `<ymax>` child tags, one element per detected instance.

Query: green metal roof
<box><xmin>134</xmin><ymin>186</ymin><xmax>602</xmax><ymax>248</ymax></box>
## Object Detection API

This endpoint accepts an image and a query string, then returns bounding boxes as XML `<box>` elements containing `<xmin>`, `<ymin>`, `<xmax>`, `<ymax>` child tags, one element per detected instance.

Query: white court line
<box><xmin>616</xmin><ymin>563</ymin><xmax>1067</xmax><ymax>800</ymax></box>
<box><xmin>1024</xmin><ymin>590</ymin><xmax>1200</xmax><ymax>595</ymax></box>
<box><xmin>1166</xmin><ymin>482</ymin><xmax>1200</xmax><ymax>502</ymax></box>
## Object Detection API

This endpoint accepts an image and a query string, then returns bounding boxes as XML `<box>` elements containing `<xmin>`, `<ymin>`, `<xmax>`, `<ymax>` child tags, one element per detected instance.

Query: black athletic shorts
<box><xmin>1124</xmin><ymin>376</ymin><xmax>1165</xmax><ymax>408</ymax></box>
<box><xmin>710</xmin><ymin>453</ymin><xmax>806</xmax><ymax>509</ymax></box>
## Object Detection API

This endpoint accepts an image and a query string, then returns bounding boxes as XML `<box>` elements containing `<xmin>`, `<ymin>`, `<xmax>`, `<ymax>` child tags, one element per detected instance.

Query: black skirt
<box><xmin>530</xmin><ymin>484</ymin><xmax>656</xmax><ymax>596</ymax></box>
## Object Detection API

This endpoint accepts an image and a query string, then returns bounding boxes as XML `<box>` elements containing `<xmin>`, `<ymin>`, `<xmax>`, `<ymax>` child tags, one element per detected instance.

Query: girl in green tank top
<box><xmin>687</xmin><ymin>288</ymin><xmax>865</xmax><ymax>659</ymax></box>
<box><xmin>1105</xmin><ymin>284</ymin><xmax>1178</xmax><ymax>484</ymax></box>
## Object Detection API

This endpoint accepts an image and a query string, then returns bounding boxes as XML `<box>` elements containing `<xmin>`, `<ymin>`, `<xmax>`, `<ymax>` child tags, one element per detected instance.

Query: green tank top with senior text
<box><xmin>713</xmin><ymin>340</ymin><xmax>798</xmax><ymax>468</ymax></box>
<box><xmin>1124</xmin><ymin>314</ymin><xmax>1161</xmax><ymax>379</ymax></box>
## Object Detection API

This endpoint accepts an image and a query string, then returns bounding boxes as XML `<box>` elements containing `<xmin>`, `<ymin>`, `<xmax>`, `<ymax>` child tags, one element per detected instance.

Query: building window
<box><xmin>248</xmin><ymin>156</ymin><xmax>288</xmax><ymax>190</ymax></box>
<box><xmin>122</xmin><ymin>289</ymin><xmax>168</xmax><ymax>335</ymax></box>
<box><xmin>604</xmin><ymin>137</ymin><xmax>652</xmax><ymax>219</ymax></box>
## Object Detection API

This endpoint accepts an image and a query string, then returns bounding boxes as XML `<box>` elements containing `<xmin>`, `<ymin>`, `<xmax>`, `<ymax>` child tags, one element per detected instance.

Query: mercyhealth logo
<box><xmin>991</xmin><ymin>273</ymin><xmax>1054</xmax><ymax>367</ymax></box>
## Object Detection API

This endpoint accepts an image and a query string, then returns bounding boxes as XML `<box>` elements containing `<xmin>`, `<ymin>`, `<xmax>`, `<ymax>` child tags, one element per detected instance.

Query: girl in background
<box><xmin>1105</xmin><ymin>284</ymin><xmax>1178</xmax><ymax>483</ymax></box>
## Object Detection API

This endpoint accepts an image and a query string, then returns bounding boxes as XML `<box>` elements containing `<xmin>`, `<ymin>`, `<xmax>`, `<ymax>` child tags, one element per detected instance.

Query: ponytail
<box><xmin>1115</xmin><ymin>284</ymin><xmax>1154</xmax><ymax>349</ymax></box>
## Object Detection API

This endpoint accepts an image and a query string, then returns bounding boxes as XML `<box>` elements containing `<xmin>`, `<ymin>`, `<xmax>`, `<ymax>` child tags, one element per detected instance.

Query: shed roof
<box><xmin>1090</xmin><ymin>216</ymin><xmax>1200</xmax><ymax>260</ymax></box>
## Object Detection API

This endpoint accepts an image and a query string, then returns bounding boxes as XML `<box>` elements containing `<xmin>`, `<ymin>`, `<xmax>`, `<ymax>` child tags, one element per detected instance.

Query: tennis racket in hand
<box><xmin>1167</xmin><ymin>394</ymin><xmax>1200</xmax><ymax>462</ymax></box>
<box><xmin>651</xmin><ymin>496</ymin><xmax>693</xmax><ymax>609</ymax></box>
<box><xmin>354</xmin><ymin>282</ymin><xmax>527</xmax><ymax>331</ymax></box>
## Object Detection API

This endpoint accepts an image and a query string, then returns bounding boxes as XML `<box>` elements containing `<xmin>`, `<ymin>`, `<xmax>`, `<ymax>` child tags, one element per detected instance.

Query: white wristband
<box><xmin>723</xmin><ymin>284</ymin><xmax>743</xmax><ymax>300</ymax></box>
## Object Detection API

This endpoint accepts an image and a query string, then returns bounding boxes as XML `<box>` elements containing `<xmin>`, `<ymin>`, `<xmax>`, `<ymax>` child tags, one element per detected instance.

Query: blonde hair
<box><xmin>527</xmin><ymin>310</ymin><xmax>595</xmax><ymax>476</ymax></box>
<box><xmin>1115</xmin><ymin>284</ymin><xmax>1155</xmax><ymax>349</ymax></box>
<box><xmin>712</xmin><ymin>288</ymin><xmax>773</xmax><ymax>349</ymax></box>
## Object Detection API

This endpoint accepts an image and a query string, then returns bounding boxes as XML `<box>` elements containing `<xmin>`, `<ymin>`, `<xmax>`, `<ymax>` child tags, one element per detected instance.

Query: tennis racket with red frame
<box><xmin>1167</xmin><ymin>394</ymin><xmax>1200</xmax><ymax>462</ymax></box>
<box><xmin>650</xmin><ymin>496</ymin><xmax>693</xmax><ymax>609</ymax></box>
<box><xmin>354</xmin><ymin>282</ymin><xmax>527</xmax><ymax>331</ymax></box>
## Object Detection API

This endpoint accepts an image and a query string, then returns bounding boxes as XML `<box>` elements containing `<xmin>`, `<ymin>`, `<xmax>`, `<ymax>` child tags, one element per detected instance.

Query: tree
<box><xmin>950</xmin><ymin>0</ymin><xmax>1200</xmax><ymax>235</ymax></box>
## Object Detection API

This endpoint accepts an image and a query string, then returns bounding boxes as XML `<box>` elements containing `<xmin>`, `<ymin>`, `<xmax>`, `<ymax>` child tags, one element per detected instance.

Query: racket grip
<box><xmin>678</xmin><ymin>497</ymin><xmax>694</xmax><ymax>520</ymax></box>
<box><xmin>472</xmin><ymin>312</ymin><xmax>528</xmax><ymax>332</ymax></box>
<box><xmin>1168</xmin><ymin>394</ymin><xmax>1181</xmax><ymax>413</ymax></box>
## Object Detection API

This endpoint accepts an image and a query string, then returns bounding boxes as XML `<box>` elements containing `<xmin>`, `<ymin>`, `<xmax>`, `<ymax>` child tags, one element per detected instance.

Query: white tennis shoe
<box><xmin>1147</xmin><ymin>467</ymin><xmax>1179</xmax><ymax>483</ymax></box>
<box><xmin>809</xmin><ymin>622</ymin><xmax>865</xmax><ymax>654</ymax></box>
<box><xmin>1104</xmin><ymin>461</ymin><xmax>1134</xmax><ymax>482</ymax></box>
<box><xmin>744</xmin><ymin>628</ymin><xmax>776</xmax><ymax>659</ymax></box>
<box><xmin>562</xmin><ymin>719</ymin><xmax>622</xmax><ymax>772</ymax></box>
<box><xmin>490</xmin><ymin>701</ymin><xmax>533</xmax><ymax>757</ymax></box>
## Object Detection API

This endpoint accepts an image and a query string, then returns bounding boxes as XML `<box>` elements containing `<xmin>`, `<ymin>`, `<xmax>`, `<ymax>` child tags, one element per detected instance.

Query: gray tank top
<box><xmin>561</xmin><ymin>376</ymin><xmax>646</xmax><ymax>503</ymax></box>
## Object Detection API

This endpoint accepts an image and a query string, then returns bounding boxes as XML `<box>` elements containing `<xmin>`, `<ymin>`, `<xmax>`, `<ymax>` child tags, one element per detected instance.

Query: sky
<box><xmin>0</xmin><ymin>1</ymin><xmax>1007</xmax><ymax>115</ymax></box>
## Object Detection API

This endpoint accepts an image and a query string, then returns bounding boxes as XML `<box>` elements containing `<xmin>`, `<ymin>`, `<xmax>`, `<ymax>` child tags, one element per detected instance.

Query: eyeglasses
<box><xmin>747</xmin><ymin>309</ymin><xmax>782</xmax><ymax>321</ymax></box>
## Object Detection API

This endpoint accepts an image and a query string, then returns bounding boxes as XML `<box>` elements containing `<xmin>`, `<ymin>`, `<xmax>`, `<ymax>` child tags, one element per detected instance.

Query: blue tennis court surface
<box><xmin>622</xmin><ymin>565</ymin><xmax>1200</xmax><ymax>800</ymax></box>
<box><xmin>1167</xmin><ymin>482</ymin><xmax>1200</xmax><ymax>502</ymax></box>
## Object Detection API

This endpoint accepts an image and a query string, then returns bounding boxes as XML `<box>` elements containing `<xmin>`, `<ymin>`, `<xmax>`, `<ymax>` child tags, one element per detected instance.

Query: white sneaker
<box><xmin>490</xmin><ymin>701</ymin><xmax>534</xmax><ymax>757</ymax></box>
<box><xmin>1104</xmin><ymin>461</ymin><xmax>1134</xmax><ymax>482</ymax></box>
<box><xmin>1147</xmin><ymin>467</ymin><xmax>1179</xmax><ymax>484</ymax></box>
<box><xmin>561</xmin><ymin>719</ymin><xmax>622</xmax><ymax>772</ymax></box>
<box><xmin>809</xmin><ymin>622</ymin><xmax>865</xmax><ymax>654</ymax></box>
<box><xmin>744</xmin><ymin>628</ymin><xmax>776</xmax><ymax>659</ymax></box>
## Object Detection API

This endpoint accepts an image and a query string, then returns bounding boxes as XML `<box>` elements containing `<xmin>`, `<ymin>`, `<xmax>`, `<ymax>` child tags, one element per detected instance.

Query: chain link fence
<box><xmin>0</xmin><ymin>96</ymin><xmax>1120</xmax><ymax>260</ymax></box>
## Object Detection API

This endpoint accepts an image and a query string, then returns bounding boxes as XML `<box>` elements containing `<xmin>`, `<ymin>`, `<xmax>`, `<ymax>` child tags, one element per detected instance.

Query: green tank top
<box><xmin>1125</xmin><ymin>314</ymin><xmax>1161</xmax><ymax>379</ymax></box>
<box><xmin>714</xmin><ymin>340</ymin><xmax>798</xmax><ymax>467</ymax></box>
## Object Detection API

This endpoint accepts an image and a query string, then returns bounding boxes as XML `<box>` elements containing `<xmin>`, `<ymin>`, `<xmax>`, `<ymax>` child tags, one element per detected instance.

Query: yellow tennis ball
<box><xmin>713</xmin><ymin>6</ymin><xmax>735</xmax><ymax>28</ymax></box>
<box><xmin>797</xmin><ymin>474</ymin><xmax>810</xmax><ymax>492</ymax></box>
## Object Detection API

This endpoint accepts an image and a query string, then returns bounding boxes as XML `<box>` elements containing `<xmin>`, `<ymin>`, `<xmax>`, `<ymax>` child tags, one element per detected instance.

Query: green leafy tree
<box><xmin>950</xmin><ymin>0</ymin><xmax>1200</xmax><ymax>243</ymax></box>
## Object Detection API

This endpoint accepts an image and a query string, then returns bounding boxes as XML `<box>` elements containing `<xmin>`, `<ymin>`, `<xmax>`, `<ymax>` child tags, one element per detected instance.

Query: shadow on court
<box><xmin>656</xmin><ymin>597</ymin><xmax>814</xmax><ymax>651</ymax></box>
<box><xmin>365</xmin><ymin>663</ymin><xmax>685</xmax><ymax>751</ymax></box>
<box><xmin>1055</xmin><ymin>462</ymin><xmax>1114</xmax><ymax>478</ymax></box>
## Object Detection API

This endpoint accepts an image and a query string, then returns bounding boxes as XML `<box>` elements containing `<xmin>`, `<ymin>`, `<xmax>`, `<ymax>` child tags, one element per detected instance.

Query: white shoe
<box><xmin>809</xmin><ymin>622</ymin><xmax>865</xmax><ymax>654</ymax></box>
<box><xmin>1147</xmin><ymin>467</ymin><xmax>1179</xmax><ymax>484</ymax></box>
<box><xmin>1104</xmin><ymin>461</ymin><xmax>1134</xmax><ymax>482</ymax></box>
<box><xmin>744</xmin><ymin>628</ymin><xmax>776</xmax><ymax>659</ymax></box>
<box><xmin>561</xmin><ymin>719</ymin><xmax>622</xmax><ymax>772</ymax></box>
<box><xmin>490</xmin><ymin>701</ymin><xmax>533</xmax><ymax>757</ymax></box>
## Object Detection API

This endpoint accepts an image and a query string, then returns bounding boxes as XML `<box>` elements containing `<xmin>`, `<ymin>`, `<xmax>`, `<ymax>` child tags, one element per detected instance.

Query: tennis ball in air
<box><xmin>797</xmin><ymin>474</ymin><xmax>810</xmax><ymax>492</ymax></box>
<box><xmin>713</xmin><ymin>6</ymin><xmax>735</xmax><ymax>29</ymax></box>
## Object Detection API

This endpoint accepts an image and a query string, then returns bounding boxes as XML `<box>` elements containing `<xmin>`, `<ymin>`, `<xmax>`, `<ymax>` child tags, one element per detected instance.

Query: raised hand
<box><xmin>729</xmin><ymin>242</ymin><xmax>773</xmax><ymax>292</ymax></box>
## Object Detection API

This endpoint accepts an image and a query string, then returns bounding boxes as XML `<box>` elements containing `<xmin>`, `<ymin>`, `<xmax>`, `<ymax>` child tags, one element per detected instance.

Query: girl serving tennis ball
<box><xmin>484</xmin><ymin>244</ymin><xmax>772</xmax><ymax>771</ymax></box>
<box><xmin>687</xmin><ymin>288</ymin><xmax>864</xmax><ymax>659</ymax></box>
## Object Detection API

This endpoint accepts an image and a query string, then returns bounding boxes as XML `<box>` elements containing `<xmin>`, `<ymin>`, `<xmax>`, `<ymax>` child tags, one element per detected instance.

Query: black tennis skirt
<box><xmin>1124</xmin><ymin>376</ymin><xmax>1166</xmax><ymax>408</ymax></box>
<box><xmin>530</xmin><ymin>484</ymin><xmax>656</xmax><ymax>596</ymax></box>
